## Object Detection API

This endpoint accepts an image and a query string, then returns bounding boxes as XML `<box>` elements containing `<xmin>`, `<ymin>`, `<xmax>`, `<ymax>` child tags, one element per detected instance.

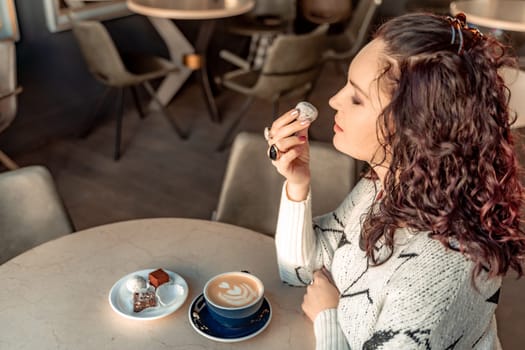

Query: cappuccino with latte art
<box><xmin>203</xmin><ymin>271</ymin><xmax>265</xmax><ymax>327</ymax></box>
<box><xmin>206</xmin><ymin>274</ymin><xmax>259</xmax><ymax>308</ymax></box>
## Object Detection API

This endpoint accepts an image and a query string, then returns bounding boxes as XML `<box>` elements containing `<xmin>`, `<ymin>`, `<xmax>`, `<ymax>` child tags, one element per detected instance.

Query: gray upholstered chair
<box><xmin>0</xmin><ymin>39</ymin><xmax>22</xmax><ymax>170</ymax></box>
<box><xmin>227</xmin><ymin>0</ymin><xmax>295</xmax><ymax>38</ymax></box>
<box><xmin>323</xmin><ymin>0</ymin><xmax>382</xmax><ymax>63</ymax></box>
<box><xmin>217</xmin><ymin>24</ymin><xmax>328</xmax><ymax>149</ymax></box>
<box><xmin>71</xmin><ymin>20</ymin><xmax>187</xmax><ymax>160</ymax></box>
<box><xmin>214</xmin><ymin>132</ymin><xmax>362</xmax><ymax>236</ymax></box>
<box><xmin>303</xmin><ymin>0</ymin><xmax>381</xmax><ymax>99</ymax></box>
<box><xmin>0</xmin><ymin>166</ymin><xmax>74</xmax><ymax>264</ymax></box>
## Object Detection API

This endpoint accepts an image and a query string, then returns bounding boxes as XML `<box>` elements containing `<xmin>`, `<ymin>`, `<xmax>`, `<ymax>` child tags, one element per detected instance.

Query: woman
<box><xmin>266</xmin><ymin>13</ymin><xmax>525</xmax><ymax>349</ymax></box>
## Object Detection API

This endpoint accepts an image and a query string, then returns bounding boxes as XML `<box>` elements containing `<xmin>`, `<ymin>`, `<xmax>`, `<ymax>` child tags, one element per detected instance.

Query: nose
<box><xmin>329</xmin><ymin>87</ymin><xmax>343</xmax><ymax>110</ymax></box>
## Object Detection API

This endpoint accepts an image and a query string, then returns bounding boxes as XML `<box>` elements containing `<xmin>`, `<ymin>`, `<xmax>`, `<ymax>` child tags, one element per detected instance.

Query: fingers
<box><xmin>301</xmin><ymin>268</ymin><xmax>339</xmax><ymax>322</ymax></box>
<box><xmin>274</xmin><ymin>147</ymin><xmax>299</xmax><ymax>169</ymax></box>
<box><xmin>272</xmin><ymin>134</ymin><xmax>307</xmax><ymax>154</ymax></box>
<box><xmin>268</xmin><ymin>108</ymin><xmax>310</xmax><ymax>145</ymax></box>
<box><xmin>312</xmin><ymin>270</ymin><xmax>327</xmax><ymax>284</ymax></box>
<box><xmin>271</xmin><ymin>144</ymin><xmax>305</xmax><ymax>172</ymax></box>
<box><xmin>272</xmin><ymin>108</ymin><xmax>299</xmax><ymax>129</ymax></box>
<box><xmin>310</xmin><ymin>268</ymin><xmax>334</xmax><ymax>287</ymax></box>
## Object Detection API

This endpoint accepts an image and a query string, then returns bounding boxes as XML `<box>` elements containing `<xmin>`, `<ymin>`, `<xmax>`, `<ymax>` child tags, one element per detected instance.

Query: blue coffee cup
<box><xmin>203</xmin><ymin>271</ymin><xmax>264</xmax><ymax>328</ymax></box>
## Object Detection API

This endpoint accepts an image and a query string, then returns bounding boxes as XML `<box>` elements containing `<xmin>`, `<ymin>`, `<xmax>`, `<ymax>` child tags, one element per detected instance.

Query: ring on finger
<box><xmin>268</xmin><ymin>144</ymin><xmax>281</xmax><ymax>161</ymax></box>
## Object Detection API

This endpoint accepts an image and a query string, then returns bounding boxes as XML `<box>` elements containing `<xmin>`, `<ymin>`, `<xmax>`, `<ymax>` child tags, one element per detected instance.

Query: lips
<box><xmin>334</xmin><ymin>119</ymin><xmax>343</xmax><ymax>133</ymax></box>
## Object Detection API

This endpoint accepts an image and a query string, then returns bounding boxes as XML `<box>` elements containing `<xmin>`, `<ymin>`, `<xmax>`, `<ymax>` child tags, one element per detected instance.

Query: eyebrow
<box><xmin>349</xmin><ymin>80</ymin><xmax>369</xmax><ymax>99</ymax></box>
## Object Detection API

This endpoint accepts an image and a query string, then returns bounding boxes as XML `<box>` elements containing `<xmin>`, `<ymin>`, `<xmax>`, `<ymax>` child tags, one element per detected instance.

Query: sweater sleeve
<box><xmin>275</xmin><ymin>180</ymin><xmax>361</xmax><ymax>286</ymax></box>
<box><xmin>275</xmin><ymin>181</ymin><xmax>318</xmax><ymax>285</ymax></box>
<box><xmin>314</xmin><ymin>309</ymin><xmax>351</xmax><ymax>350</ymax></box>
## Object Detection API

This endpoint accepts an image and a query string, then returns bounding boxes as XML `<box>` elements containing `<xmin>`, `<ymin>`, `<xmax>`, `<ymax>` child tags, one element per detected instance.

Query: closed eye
<box><xmin>351</xmin><ymin>96</ymin><xmax>362</xmax><ymax>105</ymax></box>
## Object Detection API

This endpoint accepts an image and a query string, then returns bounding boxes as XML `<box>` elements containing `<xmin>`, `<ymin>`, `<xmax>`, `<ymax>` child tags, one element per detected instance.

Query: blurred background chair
<box><xmin>228</xmin><ymin>0</ymin><xmax>296</xmax><ymax>37</ymax></box>
<box><xmin>71</xmin><ymin>20</ymin><xmax>187</xmax><ymax>161</ymax></box>
<box><xmin>216</xmin><ymin>24</ymin><xmax>328</xmax><ymax>149</ymax></box>
<box><xmin>214</xmin><ymin>132</ymin><xmax>363</xmax><ymax>235</ymax></box>
<box><xmin>0</xmin><ymin>39</ymin><xmax>22</xmax><ymax>170</ymax></box>
<box><xmin>0</xmin><ymin>166</ymin><xmax>74</xmax><ymax>264</ymax></box>
<box><xmin>223</xmin><ymin>0</ymin><xmax>296</xmax><ymax>77</ymax></box>
<box><xmin>322</xmin><ymin>0</ymin><xmax>382</xmax><ymax>66</ymax></box>
<box><xmin>303</xmin><ymin>0</ymin><xmax>381</xmax><ymax>99</ymax></box>
<box><xmin>299</xmin><ymin>0</ymin><xmax>352</xmax><ymax>25</ymax></box>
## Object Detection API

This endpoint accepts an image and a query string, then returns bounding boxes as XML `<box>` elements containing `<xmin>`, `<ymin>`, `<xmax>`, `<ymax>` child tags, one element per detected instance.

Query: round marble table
<box><xmin>450</xmin><ymin>0</ymin><xmax>525</xmax><ymax>32</ymax></box>
<box><xmin>0</xmin><ymin>218</ymin><xmax>313</xmax><ymax>349</ymax></box>
<box><xmin>127</xmin><ymin>0</ymin><xmax>255</xmax><ymax>19</ymax></box>
<box><xmin>127</xmin><ymin>0</ymin><xmax>255</xmax><ymax>121</ymax></box>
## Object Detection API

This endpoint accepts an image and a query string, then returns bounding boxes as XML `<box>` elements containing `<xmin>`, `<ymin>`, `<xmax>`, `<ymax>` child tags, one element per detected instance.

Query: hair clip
<box><xmin>446</xmin><ymin>13</ymin><xmax>484</xmax><ymax>55</ymax></box>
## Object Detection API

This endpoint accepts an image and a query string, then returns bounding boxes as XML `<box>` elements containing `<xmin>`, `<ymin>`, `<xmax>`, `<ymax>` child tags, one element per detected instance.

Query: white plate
<box><xmin>108</xmin><ymin>269</ymin><xmax>188</xmax><ymax>320</ymax></box>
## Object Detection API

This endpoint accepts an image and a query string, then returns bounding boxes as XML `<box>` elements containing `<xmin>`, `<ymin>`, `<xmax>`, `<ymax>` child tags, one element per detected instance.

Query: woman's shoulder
<box><xmin>395</xmin><ymin>230</ymin><xmax>472</xmax><ymax>271</ymax></box>
<box><xmin>392</xmin><ymin>229</ymin><xmax>501</xmax><ymax>294</ymax></box>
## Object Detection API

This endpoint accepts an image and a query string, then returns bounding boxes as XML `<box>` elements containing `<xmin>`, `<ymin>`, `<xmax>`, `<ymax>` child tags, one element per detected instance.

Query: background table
<box><xmin>127</xmin><ymin>0</ymin><xmax>255</xmax><ymax>121</ymax></box>
<box><xmin>0</xmin><ymin>218</ymin><xmax>314</xmax><ymax>349</ymax></box>
<box><xmin>450</xmin><ymin>1</ymin><xmax>525</xmax><ymax>32</ymax></box>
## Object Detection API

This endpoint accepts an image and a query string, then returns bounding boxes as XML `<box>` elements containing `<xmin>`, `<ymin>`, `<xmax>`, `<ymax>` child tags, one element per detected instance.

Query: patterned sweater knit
<box><xmin>275</xmin><ymin>178</ymin><xmax>502</xmax><ymax>349</ymax></box>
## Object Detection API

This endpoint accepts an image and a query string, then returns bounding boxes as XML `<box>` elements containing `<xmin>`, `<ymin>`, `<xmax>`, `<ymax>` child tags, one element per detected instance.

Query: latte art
<box><xmin>205</xmin><ymin>273</ymin><xmax>262</xmax><ymax>308</ymax></box>
<box><xmin>217</xmin><ymin>281</ymin><xmax>258</xmax><ymax>307</ymax></box>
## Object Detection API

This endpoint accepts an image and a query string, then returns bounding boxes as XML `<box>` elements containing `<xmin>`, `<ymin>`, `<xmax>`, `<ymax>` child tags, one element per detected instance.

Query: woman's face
<box><xmin>329</xmin><ymin>39</ymin><xmax>391</xmax><ymax>168</ymax></box>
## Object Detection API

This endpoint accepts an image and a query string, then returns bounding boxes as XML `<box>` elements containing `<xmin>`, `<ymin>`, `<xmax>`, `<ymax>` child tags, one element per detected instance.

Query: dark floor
<box><xmin>11</xmin><ymin>63</ymin><xmax>525</xmax><ymax>349</ymax></box>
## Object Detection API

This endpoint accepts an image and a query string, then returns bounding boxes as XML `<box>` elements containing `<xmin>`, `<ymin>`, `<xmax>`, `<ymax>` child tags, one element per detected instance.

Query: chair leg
<box><xmin>130</xmin><ymin>85</ymin><xmax>146</xmax><ymax>119</ymax></box>
<box><xmin>143</xmin><ymin>81</ymin><xmax>188</xmax><ymax>139</ymax></box>
<box><xmin>195</xmin><ymin>20</ymin><xmax>220</xmax><ymax>123</ymax></box>
<box><xmin>0</xmin><ymin>150</ymin><xmax>19</xmax><ymax>170</ymax></box>
<box><xmin>216</xmin><ymin>96</ymin><xmax>254</xmax><ymax>152</ymax></box>
<box><xmin>81</xmin><ymin>87</ymin><xmax>112</xmax><ymax>138</ymax></box>
<box><xmin>114</xmin><ymin>88</ymin><xmax>125</xmax><ymax>161</ymax></box>
<box><xmin>198</xmin><ymin>68</ymin><xmax>220</xmax><ymax>123</ymax></box>
<box><xmin>272</xmin><ymin>99</ymin><xmax>280</xmax><ymax>120</ymax></box>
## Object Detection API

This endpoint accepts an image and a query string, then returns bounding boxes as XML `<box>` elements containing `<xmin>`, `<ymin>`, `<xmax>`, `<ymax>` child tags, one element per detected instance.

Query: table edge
<box><xmin>450</xmin><ymin>1</ymin><xmax>525</xmax><ymax>32</ymax></box>
<box><xmin>127</xmin><ymin>0</ymin><xmax>255</xmax><ymax>20</ymax></box>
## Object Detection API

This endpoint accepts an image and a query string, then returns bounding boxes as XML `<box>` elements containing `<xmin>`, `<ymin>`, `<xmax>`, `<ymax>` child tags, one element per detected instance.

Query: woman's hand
<box><xmin>302</xmin><ymin>268</ymin><xmax>340</xmax><ymax>322</ymax></box>
<box><xmin>267</xmin><ymin>108</ymin><xmax>311</xmax><ymax>201</ymax></box>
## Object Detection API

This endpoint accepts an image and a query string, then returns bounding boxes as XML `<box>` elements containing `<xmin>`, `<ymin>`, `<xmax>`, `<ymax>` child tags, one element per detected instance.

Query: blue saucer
<box><xmin>188</xmin><ymin>293</ymin><xmax>272</xmax><ymax>343</ymax></box>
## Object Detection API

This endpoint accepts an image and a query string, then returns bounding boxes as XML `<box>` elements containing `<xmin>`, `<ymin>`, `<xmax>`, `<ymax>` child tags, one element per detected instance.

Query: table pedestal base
<box><xmin>148</xmin><ymin>17</ymin><xmax>220</xmax><ymax>122</ymax></box>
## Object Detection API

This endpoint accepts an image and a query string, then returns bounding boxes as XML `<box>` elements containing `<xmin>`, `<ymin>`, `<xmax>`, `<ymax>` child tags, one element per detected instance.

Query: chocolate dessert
<box><xmin>149</xmin><ymin>268</ymin><xmax>169</xmax><ymax>288</ymax></box>
<box><xmin>133</xmin><ymin>290</ymin><xmax>157</xmax><ymax>312</ymax></box>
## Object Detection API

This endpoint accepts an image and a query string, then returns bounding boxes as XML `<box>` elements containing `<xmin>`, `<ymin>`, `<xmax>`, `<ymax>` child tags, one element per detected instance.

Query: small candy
<box><xmin>149</xmin><ymin>268</ymin><xmax>170</xmax><ymax>288</ymax></box>
<box><xmin>126</xmin><ymin>275</ymin><xmax>147</xmax><ymax>293</ymax></box>
<box><xmin>295</xmin><ymin>101</ymin><xmax>318</xmax><ymax>123</ymax></box>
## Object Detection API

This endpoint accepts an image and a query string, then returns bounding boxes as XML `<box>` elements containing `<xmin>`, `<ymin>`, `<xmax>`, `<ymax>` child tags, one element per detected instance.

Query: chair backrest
<box><xmin>247</xmin><ymin>0</ymin><xmax>296</xmax><ymax>21</ymax></box>
<box><xmin>215</xmin><ymin>132</ymin><xmax>362</xmax><ymax>235</ymax></box>
<box><xmin>0</xmin><ymin>40</ymin><xmax>17</xmax><ymax>133</ymax></box>
<box><xmin>328</xmin><ymin>0</ymin><xmax>382</xmax><ymax>60</ymax></box>
<box><xmin>252</xmin><ymin>24</ymin><xmax>328</xmax><ymax>100</ymax></box>
<box><xmin>0</xmin><ymin>166</ymin><xmax>74</xmax><ymax>264</ymax></box>
<box><xmin>71</xmin><ymin>20</ymin><xmax>131</xmax><ymax>86</ymax></box>
<box><xmin>300</xmin><ymin>0</ymin><xmax>352</xmax><ymax>24</ymax></box>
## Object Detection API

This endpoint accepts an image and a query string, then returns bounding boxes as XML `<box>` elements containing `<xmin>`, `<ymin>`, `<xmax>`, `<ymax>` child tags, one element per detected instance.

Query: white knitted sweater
<box><xmin>275</xmin><ymin>178</ymin><xmax>502</xmax><ymax>349</ymax></box>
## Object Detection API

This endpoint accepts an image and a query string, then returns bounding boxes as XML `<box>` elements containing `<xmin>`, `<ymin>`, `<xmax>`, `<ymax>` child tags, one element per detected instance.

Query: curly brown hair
<box><xmin>362</xmin><ymin>13</ymin><xmax>525</xmax><ymax>278</ymax></box>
